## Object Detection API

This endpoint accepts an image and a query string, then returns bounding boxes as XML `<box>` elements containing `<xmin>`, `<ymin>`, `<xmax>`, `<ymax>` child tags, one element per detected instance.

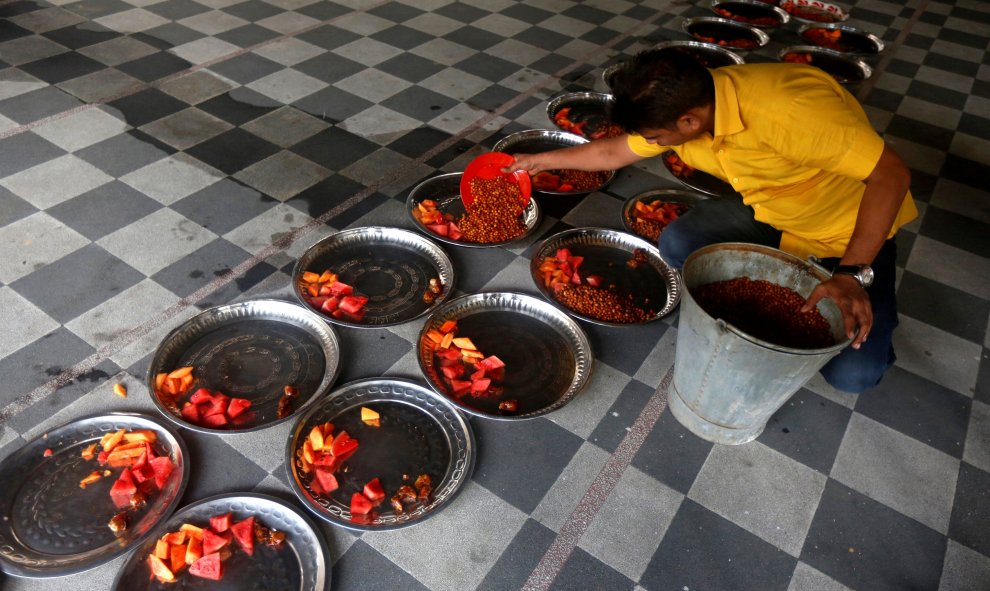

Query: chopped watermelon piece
<box><xmin>150</xmin><ymin>456</ymin><xmax>174</xmax><ymax>490</ymax></box>
<box><xmin>181</xmin><ymin>402</ymin><xmax>200</xmax><ymax>423</ymax></box>
<box><xmin>202</xmin><ymin>393</ymin><xmax>229</xmax><ymax>417</ymax></box>
<box><xmin>201</xmin><ymin>413</ymin><xmax>228</xmax><ymax>428</ymax></box>
<box><xmin>350</xmin><ymin>492</ymin><xmax>373</xmax><ymax>515</ymax></box>
<box><xmin>556</xmin><ymin>248</ymin><xmax>571</xmax><ymax>262</ymax></box>
<box><xmin>202</xmin><ymin>529</ymin><xmax>229</xmax><ymax>555</ymax></box>
<box><xmin>339</xmin><ymin>295</ymin><xmax>368</xmax><ymax>315</ymax></box>
<box><xmin>448</xmin><ymin>222</ymin><xmax>463</xmax><ymax>241</ymax></box>
<box><xmin>314</xmin><ymin>468</ymin><xmax>339</xmax><ymax>494</ymax></box>
<box><xmin>110</xmin><ymin>468</ymin><xmax>137</xmax><ymax>508</ymax></box>
<box><xmin>209</xmin><ymin>513</ymin><xmax>232</xmax><ymax>533</ymax></box>
<box><xmin>330</xmin><ymin>281</ymin><xmax>353</xmax><ymax>296</ymax></box>
<box><xmin>426</xmin><ymin>223</ymin><xmax>449</xmax><ymax>237</ymax></box>
<box><xmin>441</xmin><ymin>365</ymin><xmax>463</xmax><ymax>380</ymax></box>
<box><xmin>190</xmin><ymin>388</ymin><xmax>213</xmax><ymax>404</ymax></box>
<box><xmin>188</xmin><ymin>552</ymin><xmax>222</xmax><ymax>581</ymax></box>
<box><xmin>471</xmin><ymin>378</ymin><xmax>491</xmax><ymax>393</ymax></box>
<box><xmin>330</xmin><ymin>431</ymin><xmax>358</xmax><ymax>457</ymax></box>
<box><xmin>226</xmin><ymin>397</ymin><xmax>252</xmax><ymax>418</ymax></box>
<box><xmin>363</xmin><ymin>478</ymin><xmax>385</xmax><ymax>503</ymax></box>
<box><xmin>320</xmin><ymin>296</ymin><xmax>340</xmax><ymax>313</ymax></box>
<box><xmin>450</xmin><ymin>379</ymin><xmax>472</xmax><ymax>397</ymax></box>
<box><xmin>477</xmin><ymin>355</ymin><xmax>505</xmax><ymax>371</ymax></box>
<box><xmin>229</xmin><ymin>517</ymin><xmax>255</xmax><ymax>556</ymax></box>
<box><xmin>230</xmin><ymin>411</ymin><xmax>256</xmax><ymax>426</ymax></box>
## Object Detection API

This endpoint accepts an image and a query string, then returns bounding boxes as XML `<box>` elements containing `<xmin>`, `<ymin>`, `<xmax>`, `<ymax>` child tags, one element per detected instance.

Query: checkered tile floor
<box><xmin>1</xmin><ymin>0</ymin><xmax>988</xmax><ymax>589</ymax></box>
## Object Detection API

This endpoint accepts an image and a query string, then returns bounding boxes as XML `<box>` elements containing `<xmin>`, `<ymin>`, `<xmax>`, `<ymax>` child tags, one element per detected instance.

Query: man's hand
<box><xmin>801</xmin><ymin>274</ymin><xmax>872</xmax><ymax>348</ymax></box>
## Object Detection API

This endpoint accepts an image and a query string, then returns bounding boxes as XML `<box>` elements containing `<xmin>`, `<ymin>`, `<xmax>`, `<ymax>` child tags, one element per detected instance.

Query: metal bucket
<box><xmin>669</xmin><ymin>243</ymin><xmax>850</xmax><ymax>444</ymax></box>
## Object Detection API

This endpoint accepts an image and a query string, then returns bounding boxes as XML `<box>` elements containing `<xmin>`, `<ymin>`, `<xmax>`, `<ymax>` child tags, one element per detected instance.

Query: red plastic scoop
<box><xmin>460</xmin><ymin>152</ymin><xmax>532</xmax><ymax>209</ymax></box>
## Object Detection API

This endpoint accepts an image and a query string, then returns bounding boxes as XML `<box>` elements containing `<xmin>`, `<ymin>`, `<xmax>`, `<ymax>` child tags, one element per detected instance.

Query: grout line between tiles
<box><xmin>523</xmin><ymin>365</ymin><xmax>674</xmax><ymax>591</ymax></box>
<box><xmin>0</xmin><ymin>7</ymin><xmax>666</xmax><ymax>427</ymax></box>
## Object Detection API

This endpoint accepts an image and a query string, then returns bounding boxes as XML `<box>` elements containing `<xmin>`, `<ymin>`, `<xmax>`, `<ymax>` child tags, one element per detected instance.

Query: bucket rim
<box><xmin>682</xmin><ymin>242</ymin><xmax>852</xmax><ymax>354</ymax></box>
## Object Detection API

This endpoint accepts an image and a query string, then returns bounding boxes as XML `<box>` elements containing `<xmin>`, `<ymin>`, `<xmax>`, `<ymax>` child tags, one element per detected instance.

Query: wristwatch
<box><xmin>833</xmin><ymin>264</ymin><xmax>874</xmax><ymax>288</ymax></box>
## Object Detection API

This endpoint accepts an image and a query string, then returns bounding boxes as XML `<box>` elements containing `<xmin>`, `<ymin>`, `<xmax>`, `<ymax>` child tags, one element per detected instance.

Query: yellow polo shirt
<box><xmin>627</xmin><ymin>63</ymin><xmax>917</xmax><ymax>259</ymax></box>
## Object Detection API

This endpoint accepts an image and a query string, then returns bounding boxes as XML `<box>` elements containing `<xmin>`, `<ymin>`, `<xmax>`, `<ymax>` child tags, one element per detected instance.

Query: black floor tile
<box><xmin>381</xmin><ymin>85</ymin><xmax>459</xmax><ymax>121</ymax></box>
<box><xmin>287</xmin><ymin>174</ymin><xmax>367</xmax><ymax>219</ymax></box>
<box><xmin>181</xmin><ymin>435</ymin><xmax>270</xmax><ymax>500</ymax></box>
<box><xmin>145</xmin><ymin>0</ymin><xmax>210</xmax><ymax>20</ymax></box>
<box><xmin>904</xmin><ymin>32</ymin><xmax>935</xmax><ymax>50</ymax></box>
<box><xmin>385</xmin><ymin>126</ymin><xmax>453</xmax><ymax>159</ymax></box>
<box><xmin>376</xmin><ymin>52</ymin><xmax>445</xmax><ymax>83</ymax></box>
<box><xmin>171</xmin><ymin>177</ymin><xmax>278</xmax><ymax>234</ymax></box>
<box><xmin>500</xmin><ymin>4</ymin><xmax>554</xmax><ymax>24</ymax></box>
<box><xmin>193</xmin><ymin>259</ymin><xmax>278</xmax><ymax>309</ymax></box>
<box><xmin>454</xmin><ymin>52</ymin><xmax>517</xmax><ymax>82</ymax></box>
<box><xmin>107</xmin><ymin>87</ymin><xmax>188</xmax><ymax>127</ymax></box>
<box><xmin>468</xmin><ymin>83</ymin><xmax>522</xmax><ymax>113</ymax></box>
<box><xmin>150</xmin><ymin>237</ymin><xmax>255</xmax><ymax>298</ymax></box>
<box><xmin>61</xmin><ymin>0</ymin><xmax>130</xmax><ymax>19</ymax></box>
<box><xmin>370</xmin><ymin>24</ymin><xmax>433</xmax><ymax>51</ymax></box>
<box><xmin>476</xmin><ymin>519</ymin><xmax>556</xmax><ymax>591</ymax></box>
<box><xmin>919</xmin><ymin>10</ymin><xmax>948</xmax><ymax>26</ymax></box>
<box><xmin>197</xmin><ymin>88</ymin><xmax>280</xmax><ymax>126</ymax></box>
<box><xmin>898</xmin><ymin>270</ymin><xmax>989</xmax><ymax>343</ymax></box>
<box><xmin>443</xmin><ymin>245</ymin><xmax>517</xmax><ymax>293</ymax></box>
<box><xmin>938</xmin><ymin>27</ymin><xmax>988</xmax><ymax>49</ymax></box>
<box><xmin>116</xmin><ymin>49</ymin><xmax>191</xmax><ymax>82</ymax></box>
<box><xmin>551</xmin><ymin>547</ymin><xmax>636</xmax><ymax>591</ymax></box>
<box><xmin>908</xmin><ymin>169</ymin><xmax>938</xmax><ymax>203</ymax></box>
<box><xmin>948</xmin><ymin>462</ymin><xmax>990</xmax><ymax>557</ymax></box>
<box><xmin>220</xmin><ymin>0</ymin><xmax>282</xmax><ymax>21</ymax></box>
<box><xmin>0</xmin><ymin>188</ymin><xmax>37</xmax><ymax>226</ymax></box>
<box><xmin>977</xmin><ymin>348</ymin><xmax>990</xmax><ymax>405</ymax></box>
<box><xmin>137</xmin><ymin>23</ymin><xmax>202</xmax><ymax>47</ymax></box>
<box><xmin>584</xmin><ymin>322</ymin><xmax>669</xmax><ymax>378</ymax></box>
<box><xmin>563</xmin><ymin>4</ymin><xmax>613</xmax><ymax>25</ymax></box>
<box><xmin>951</xmin><ymin>6</ymin><xmax>990</xmax><ymax>25</ymax></box>
<box><xmin>640</xmin><ymin>499</ymin><xmax>796</xmax><ymax>591</ymax></box>
<box><xmin>0</xmin><ymin>86</ymin><xmax>83</xmax><ymax>124</ymax></box>
<box><xmin>471</xmin><ymin>417</ymin><xmax>584</xmax><ymax>514</ymax></box>
<box><xmin>895</xmin><ymin>230</ymin><xmax>916</xmax><ymax>268</ymax></box>
<box><xmin>325</xmin><ymin>190</ymin><xmax>389</xmax><ymax>229</ymax></box>
<box><xmin>588</xmin><ymin>378</ymin><xmax>654</xmax><ymax>453</ymax></box>
<box><xmin>293</xmin><ymin>52</ymin><xmax>366</xmax><ymax>84</ymax></box>
<box><xmin>367</xmin><ymin>1</ymin><xmax>424</xmax><ymax>23</ymax></box>
<box><xmin>0</xmin><ymin>327</ymin><xmax>97</xmax><ymax>409</ymax></box>
<box><xmin>294</xmin><ymin>0</ymin><xmax>349</xmax><ymax>21</ymax></box>
<box><xmin>856</xmin><ymin>365</ymin><xmax>972</xmax><ymax>458</ymax></box>
<box><xmin>759</xmin><ymin>388</ymin><xmax>853</xmax><ymax>474</ymax></box>
<box><xmin>42</xmin><ymin>23</ymin><xmax>118</xmax><ymax>49</ymax></box>
<box><xmin>444</xmin><ymin>25</ymin><xmax>503</xmax><ymax>51</ymax></box>
<box><xmin>332</xmin><ymin>540</ymin><xmax>430</xmax><ymax>591</ymax></box>
<box><xmin>801</xmin><ymin>479</ymin><xmax>947</xmax><ymax>591</ymax></box>
<box><xmin>435</xmin><ymin>2</ymin><xmax>488</xmax><ymax>23</ymax></box>
<box><xmin>76</xmin><ymin>130</ymin><xmax>175</xmax><ymax>177</ymax></box>
<box><xmin>423</xmin><ymin>138</ymin><xmax>472</xmax><ymax>168</ymax></box>
<box><xmin>184</xmin><ymin>127</ymin><xmax>281</xmax><ymax>175</ymax></box>
<box><xmin>918</xmin><ymin>203</ymin><xmax>990</xmax><ymax>259</ymax></box>
<box><xmin>957</xmin><ymin>112</ymin><xmax>990</xmax><ymax>140</ymax></box>
<box><xmin>331</xmin><ymin>326</ymin><xmax>411</xmax><ymax>382</ymax></box>
<box><xmin>924</xmin><ymin>51</ymin><xmax>980</xmax><ymax>77</ymax></box>
<box><xmin>5</xmin><ymin>358</ymin><xmax>122</xmax><ymax>434</ymax></box>
<box><xmin>19</xmin><ymin>51</ymin><xmax>105</xmax><ymax>84</ymax></box>
<box><xmin>9</xmin><ymin>243</ymin><xmax>145</xmax><ymax>324</ymax></box>
<box><xmin>885</xmin><ymin>114</ymin><xmax>955</xmax><ymax>153</ymax></box>
<box><xmin>631</xmin><ymin>408</ymin><xmax>714</xmax><ymax>495</ymax></box>
<box><xmin>47</xmin><ymin>180</ymin><xmax>162</xmax><ymax>241</ymax></box>
<box><xmin>513</xmin><ymin>26</ymin><xmax>571</xmax><ymax>51</ymax></box>
<box><xmin>215</xmin><ymin>23</ymin><xmax>280</xmax><ymax>48</ymax></box>
<box><xmin>528</xmin><ymin>53</ymin><xmax>573</xmax><ymax>76</ymax></box>
<box><xmin>208</xmin><ymin>53</ymin><xmax>282</xmax><ymax>84</ymax></box>
<box><xmin>0</xmin><ymin>19</ymin><xmax>33</xmax><ymax>42</ymax></box>
<box><xmin>295</xmin><ymin>24</ymin><xmax>361</xmax><ymax>51</ymax></box>
<box><xmin>292</xmin><ymin>85</ymin><xmax>373</xmax><ymax>124</ymax></box>
<box><xmin>0</xmin><ymin>131</ymin><xmax>66</xmax><ymax>177</ymax></box>
<box><xmin>290</xmin><ymin>127</ymin><xmax>382</xmax><ymax>171</ymax></box>
<box><xmin>906</xmin><ymin>80</ymin><xmax>968</xmax><ymax>110</ymax></box>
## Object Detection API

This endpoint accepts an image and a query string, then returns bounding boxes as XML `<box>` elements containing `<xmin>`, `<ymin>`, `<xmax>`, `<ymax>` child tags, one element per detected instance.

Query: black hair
<box><xmin>608</xmin><ymin>48</ymin><xmax>716</xmax><ymax>132</ymax></box>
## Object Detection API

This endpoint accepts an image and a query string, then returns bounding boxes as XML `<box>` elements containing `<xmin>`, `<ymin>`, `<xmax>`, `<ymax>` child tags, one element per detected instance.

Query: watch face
<box><xmin>859</xmin><ymin>266</ymin><xmax>875</xmax><ymax>287</ymax></box>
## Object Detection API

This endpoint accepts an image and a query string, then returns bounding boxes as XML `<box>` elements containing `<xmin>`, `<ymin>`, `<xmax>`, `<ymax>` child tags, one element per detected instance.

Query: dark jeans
<box><xmin>659</xmin><ymin>196</ymin><xmax>897</xmax><ymax>394</ymax></box>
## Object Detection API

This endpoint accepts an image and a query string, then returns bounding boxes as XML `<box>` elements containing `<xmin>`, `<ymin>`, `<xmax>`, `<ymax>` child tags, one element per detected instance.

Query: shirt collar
<box><xmin>709</xmin><ymin>69</ymin><xmax>745</xmax><ymax>147</ymax></box>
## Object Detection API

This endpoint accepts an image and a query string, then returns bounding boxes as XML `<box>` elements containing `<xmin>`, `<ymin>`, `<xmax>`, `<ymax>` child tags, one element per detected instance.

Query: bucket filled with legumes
<box><xmin>669</xmin><ymin>243</ymin><xmax>851</xmax><ymax>445</ymax></box>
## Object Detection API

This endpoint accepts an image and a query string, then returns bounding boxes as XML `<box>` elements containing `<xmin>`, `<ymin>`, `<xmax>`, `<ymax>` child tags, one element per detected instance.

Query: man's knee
<box><xmin>819</xmin><ymin>346</ymin><xmax>895</xmax><ymax>394</ymax></box>
<box><xmin>659</xmin><ymin>222</ymin><xmax>693</xmax><ymax>270</ymax></box>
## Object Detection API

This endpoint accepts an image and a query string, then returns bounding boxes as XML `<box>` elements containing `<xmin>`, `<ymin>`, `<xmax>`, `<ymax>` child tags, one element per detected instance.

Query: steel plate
<box><xmin>112</xmin><ymin>493</ymin><xmax>329</xmax><ymax>590</ymax></box>
<box><xmin>148</xmin><ymin>299</ymin><xmax>341</xmax><ymax>434</ymax></box>
<box><xmin>710</xmin><ymin>0</ymin><xmax>790</xmax><ymax>27</ymax></box>
<box><xmin>286</xmin><ymin>378</ymin><xmax>475</xmax><ymax>531</ymax></box>
<box><xmin>492</xmin><ymin>130</ymin><xmax>616</xmax><ymax>196</ymax></box>
<box><xmin>797</xmin><ymin>23</ymin><xmax>884</xmax><ymax>54</ymax></box>
<box><xmin>603</xmin><ymin>42</ymin><xmax>745</xmax><ymax>90</ymax></box>
<box><xmin>0</xmin><ymin>413</ymin><xmax>189</xmax><ymax>578</ymax></box>
<box><xmin>405</xmin><ymin>173</ymin><xmax>542</xmax><ymax>248</ymax></box>
<box><xmin>622</xmin><ymin>188</ymin><xmax>709</xmax><ymax>242</ymax></box>
<box><xmin>545</xmin><ymin>91</ymin><xmax>616</xmax><ymax>138</ymax></box>
<box><xmin>660</xmin><ymin>150</ymin><xmax>737</xmax><ymax>197</ymax></box>
<box><xmin>417</xmin><ymin>292</ymin><xmax>593</xmax><ymax>420</ymax></box>
<box><xmin>531</xmin><ymin>228</ymin><xmax>681</xmax><ymax>326</ymax></box>
<box><xmin>778</xmin><ymin>45</ymin><xmax>872</xmax><ymax>83</ymax></box>
<box><xmin>781</xmin><ymin>0</ymin><xmax>849</xmax><ymax>24</ymax></box>
<box><xmin>293</xmin><ymin>227</ymin><xmax>456</xmax><ymax>326</ymax></box>
<box><xmin>681</xmin><ymin>16</ymin><xmax>771</xmax><ymax>49</ymax></box>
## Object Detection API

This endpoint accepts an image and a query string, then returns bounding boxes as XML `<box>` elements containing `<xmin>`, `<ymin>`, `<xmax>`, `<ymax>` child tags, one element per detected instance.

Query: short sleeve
<box><xmin>627</xmin><ymin>133</ymin><xmax>666</xmax><ymax>158</ymax></box>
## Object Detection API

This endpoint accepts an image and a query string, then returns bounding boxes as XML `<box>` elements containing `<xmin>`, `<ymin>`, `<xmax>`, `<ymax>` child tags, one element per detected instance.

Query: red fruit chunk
<box><xmin>202</xmin><ymin>529</ymin><xmax>229</xmax><ymax>555</ymax></box>
<box><xmin>450</xmin><ymin>379</ymin><xmax>472</xmax><ymax>397</ymax></box>
<box><xmin>227</xmin><ymin>397</ymin><xmax>252</xmax><ymax>418</ymax></box>
<box><xmin>556</xmin><ymin>248</ymin><xmax>571</xmax><ymax>262</ymax></box>
<box><xmin>477</xmin><ymin>355</ymin><xmax>505</xmax><ymax>371</ymax></box>
<box><xmin>190</xmin><ymin>388</ymin><xmax>213</xmax><ymax>404</ymax></box>
<box><xmin>350</xmin><ymin>492</ymin><xmax>373</xmax><ymax>515</ymax></box>
<box><xmin>321</xmin><ymin>296</ymin><xmax>340</xmax><ymax>313</ymax></box>
<box><xmin>97</xmin><ymin>450</ymin><xmax>109</xmax><ymax>465</ymax></box>
<box><xmin>314</xmin><ymin>468</ymin><xmax>339</xmax><ymax>493</ymax></box>
<box><xmin>441</xmin><ymin>365</ymin><xmax>463</xmax><ymax>380</ymax></box>
<box><xmin>448</xmin><ymin>222</ymin><xmax>463</xmax><ymax>241</ymax></box>
<box><xmin>330</xmin><ymin>430</ymin><xmax>359</xmax><ymax>457</ymax></box>
<box><xmin>188</xmin><ymin>552</ymin><xmax>223</xmax><ymax>581</ymax></box>
<box><xmin>338</xmin><ymin>295</ymin><xmax>368</xmax><ymax>315</ymax></box>
<box><xmin>181</xmin><ymin>402</ymin><xmax>200</xmax><ymax>423</ymax></box>
<box><xmin>471</xmin><ymin>378</ymin><xmax>491</xmax><ymax>393</ymax></box>
<box><xmin>426</xmin><ymin>223</ymin><xmax>449</xmax><ymax>237</ymax></box>
<box><xmin>202</xmin><ymin>393</ymin><xmax>229</xmax><ymax>417</ymax></box>
<box><xmin>318</xmin><ymin>284</ymin><xmax>333</xmax><ymax>297</ymax></box>
<box><xmin>230</xmin><ymin>517</ymin><xmax>255</xmax><ymax>556</ymax></box>
<box><xmin>150</xmin><ymin>456</ymin><xmax>174</xmax><ymax>490</ymax></box>
<box><xmin>363</xmin><ymin>478</ymin><xmax>385</xmax><ymax>503</ymax></box>
<box><xmin>132</xmin><ymin>461</ymin><xmax>155</xmax><ymax>484</ymax></box>
<box><xmin>201</xmin><ymin>413</ymin><xmax>228</xmax><ymax>428</ymax></box>
<box><xmin>230</xmin><ymin>411</ymin><xmax>256</xmax><ymax>426</ymax></box>
<box><xmin>330</xmin><ymin>281</ymin><xmax>353</xmax><ymax>296</ymax></box>
<box><xmin>110</xmin><ymin>469</ymin><xmax>137</xmax><ymax>509</ymax></box>
<box><xmin>585</xmin><ymin>274</ymin><xmax>603</xmax><ymax>287</ymax></box>
<box><xmin>209</xmin><ymin>513</ymin><xmax>232</xmax><ymax>533</ymax></box>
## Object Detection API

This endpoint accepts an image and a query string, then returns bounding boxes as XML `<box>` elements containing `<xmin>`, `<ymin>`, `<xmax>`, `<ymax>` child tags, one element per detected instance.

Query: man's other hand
<box><xmin>801</xmin><ymin>274</ymin><xmax>872</xmax><ymax>349</ymax></box>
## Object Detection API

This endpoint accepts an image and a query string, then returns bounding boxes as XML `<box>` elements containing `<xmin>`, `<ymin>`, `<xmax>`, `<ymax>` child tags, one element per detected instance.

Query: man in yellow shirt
<box><xmin>507</xmin><ymin>48</ymin><xmax>917</xmax><ymax>394</ymax></box>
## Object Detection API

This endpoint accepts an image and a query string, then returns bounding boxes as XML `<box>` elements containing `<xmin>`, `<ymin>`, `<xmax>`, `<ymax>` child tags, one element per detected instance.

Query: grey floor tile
<box><xmin>906</xmin><ymin>235</ymin><xmax>990</xmax><ymax>300</ymax></box>
<box><xmin>239</xmin><ymin>105</ymin><xmax>330</xmax><ymax>148</ymax></box>
<box><xmin>158</xmin><ymin>69</ymin><xmax>234</xmax><ymax>105</ymax></box>
<box><xmin>96</xmin><ymin>208</ymin><xmax>217</xmax><ymax>276</ymax></box>
<box><xmin>964</xmin><ymin>400</ymin><xmax>990</xmax><ymax>473</ymax></box>
<box><xmin>552</xmin><ymin>547</ymin><xmax>636</xmax><ymax>591</ymax></box>
<box><xmin>587</xmin><ymin>377</ymin><xmax>655</xmax><ymax>453</ymax></box>
<box><xmin>831</xmin><ymin>413</ymin><xmax>959</xmax><ymax>533</ymax></box>
<box><xmin>801</xmin><ymin>479</ymin><xmax>947</xmax><ymax>591</ymax></box>
<box><xmin>149</xmin><ymin>237</ymin><xmax>253</xmax><ymax>298</ymax></box>
<box><xmin>760</xmin><ymin>388</ymin><xmax>853</xmax><ymax>474</ymax></box>
<box><xmin>0</xmin><ymin>212</ymin><xmax>90</xmax><ymax>285</ymax></box>
<box><xmin>0</xmin><ymin>85</ymin><xmax>82</xmax><ymax>124</ymax></box>
<box><xmin>1</xmin><ymin>153</ymin><xmax>112</xmax><ymax>209</ymax></box>
<box><xmin>0</xmin><ymin>325</ymin><xmax>96</xmax><ymax>410</ymax></box>
<box><xmin>232</xmin><ymin>149</ymin><xmax>330</xmax><ymax>201</ymax></box>
<box><xmin>76</xmin><ymin>35</ymin><xmax>158</xmax><ymax>66</ymax></box>
<box><xmin>893</xmin><ymin>315</ymin><xmax>982</xmax><ymax>397</ymax></box>
<box><xmin>0</xmin><ymin>188</ymin><xmax>37</xmax><ymax>227</ymax></box>
<box><xmin>30</xmin><ymin>107</ymin><xmax>128</xmax><ymax>152</ymax></box>
<box><xmin>786</xmin><ymin>562</ymin><xmax>852</xmax><ymax>591</ymax></box>
<box><xmin>631</xmin><ymin>406</ymin><xmax>714</xmax><ymax>495</ymax></box>
<box><xmin>171</xmin><ymin>176</ymin><xmax>277</xmax><ymax>235</ymax></box>
<box><xmin>898</xmin><ymin>270</ymin><xmax>989</xmax><ymax>344</ymax></box>
<box><xmin>0</xmin><ymin>131</ymin><xmax>65</xmax><ymax>178</ymax></box>
<box><xmin>476</xmin><ymin>518</ymin><xmax>556</xmax><ymax>591</ymax></box>
<box><xmin>938</xmin><ymin>540</ymin><xmax>990</xmax><ymax>591</ymax></box>
<box><xmin>331</xmin><ymin>540</ymin><xmax>430</xmax><ymax>591</ymax></box>
<box><xmin>531</xmin><ymin>441</ymin><xmax>610</xmax><ymax>532</ymax></box>
<box><xmin>119</xmin><ymin>151</ymin><xmax>224</xmax><ymax>206</ymax></box>
<box><xmin>55</xmin><ymin>67</ymin><xmax>142</xmax><ymax>103</ymax></box>
<box><xmin>180</xmin><ymin>432</ymin><xmax>271</xmax><ymax>500</ymax></box>
<box><xmin>138</xmin><ymin>106</ymin><xmax>234</xmax><ymax>150</ymax></box>
<box><xmin>0</xmin><ymin>286</ymin><xmax>61</xmax><ymax>360</ymax></box>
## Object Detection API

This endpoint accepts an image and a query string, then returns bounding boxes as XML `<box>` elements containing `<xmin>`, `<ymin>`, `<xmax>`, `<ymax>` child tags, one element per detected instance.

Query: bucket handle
<box><xmin>807</xmin><ymin>255</ymin><xmax>831</xmax><ymax>278</ymax></box>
